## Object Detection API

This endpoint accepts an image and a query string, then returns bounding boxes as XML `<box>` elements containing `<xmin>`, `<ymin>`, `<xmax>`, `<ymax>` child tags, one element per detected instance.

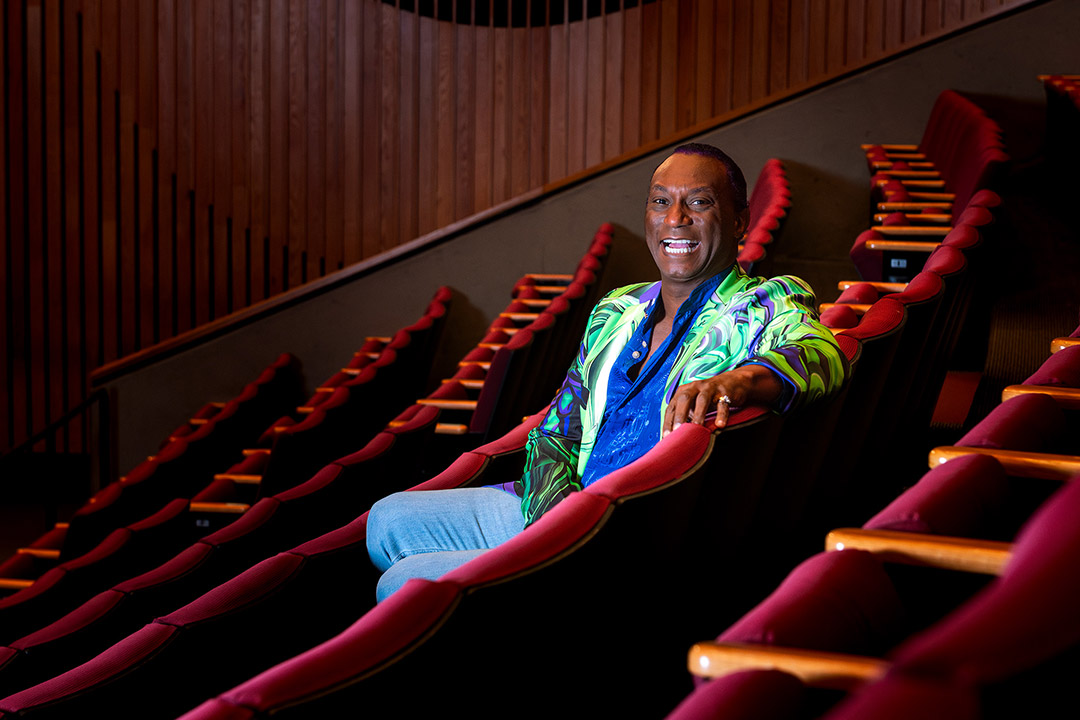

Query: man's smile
<box><xmin>661</xmin><ymin>238</ymin><xmax>700</xmax><ymax>256</ymax></box>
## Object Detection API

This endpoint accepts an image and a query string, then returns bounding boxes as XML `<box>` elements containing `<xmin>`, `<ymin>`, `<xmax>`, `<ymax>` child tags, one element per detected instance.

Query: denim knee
<box><xmin>366</xmin><ymin>492</ymin><xmax>407</xmax><ymax>573</ymax></box>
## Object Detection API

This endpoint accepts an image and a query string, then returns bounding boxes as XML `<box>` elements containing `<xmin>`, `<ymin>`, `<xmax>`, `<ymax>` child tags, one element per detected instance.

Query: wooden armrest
<box><xmin>499</xmin><ymin>311</ymin><xmax>541</xmax><ymax>322</ymax></box>
<box><xmin>861</xmin><ymin>143</ymin><xmax>919</xmax><ymax>151</ymax></box>
<box><xmin>478</xmin><ymin>342</ymin><xmax>507</xmax><ymax>349</ymax></box>
<box><xmin>929</xmin><ymin>446</ymin><xmax>1080</xmax><ymax>482</ymax></box>
<box><xmin>819</xmin><ymin>303</ymin><xmax>871</xmax><ymax>314</ymax></box>
<box><xmin>443</xmin><ymin>378</ymin><xmax>485</xmax><ymax>390</ymax></box>
<box><xmin>688</xmin><ymin>641</ymin><xmax>888</xmax><ymax>691</ymax></box>
<box><xmin>1002</xmin><ymin>385</ymin><xmax>1080</xmax><ymax>409</ymax></box>
<box><xmin>876</xmin><ymin>201</ymin><xmax>952</xmax><ymax>212</ymax></box>
<box><xmin>865</xmin><ymin>239</ymin><xmax>942</xmax><ymax>253</ymax></box>
<box><xmin>868</xmin><ymin>225</ymin><xmax>952</xmax><ymax>236</ymax></box>
<box><xmin>212</xmin><ymin>473</ymin><xmax>263</xmax><ymax>484</ymax></box>
<box><xmin>872</xmin><ymin>213</ymin><xmax>951</xmax><ymax>224</ymax></box>
<box><xmin>434</xmin><ymin>423</ymin><xmax>469</xmax><ymax>435</ymax></box>
<box><xmin>459</xmin><ymin>360</ymin><xmax>492</xmax><ymax>369</ymax></box>
<box><xmin>526</xmin><ymin>273</ymin><xmax>573</xmax><ymax>282</ymax></box>
<box><xmin>515</xmin><ymin>284</ymin><xmax>566</xmax><ymax>295</ymax></box>
<box><xmin>0</xmin><ymin>579</ymin><xmax>34</xmax><ymax>590</ymax></box>
<box><xmin>341</xmin><ymin>367</ymin><xmax>363</xmax><ymax>376</ymax></box>
<box><xmin>875</xmin><ymin>169</ymin><xmax>941</xmax><ymax>179</ymax></box>
<box><xmin>416</xmin><ymin>398</ymin><xmax>479</xmax><ymax>411</ymax></box>
<box><xmin>242</xmin><ymin>448</ymin><xmax>270</xmax><ymax>457</ymax></box>
<box><xmin>870</xmin><ymin>160</ymin><xmax>934</xmax><ymax>170</ymax></box>
<box><xmin>516</xmin><ymin>298</ymin><xmax>552</xmax><ymax>308</ymax></box>
<box><xmin>189</xmin><ymin>501</ymin><xmax>250</xmax><ymax>514</ymax></box>
<box><xmin>898</xmin><ymin>191</ymin><xmax>955</xmax><ymax>201</ymax></box>
<box><xmin>17</xmin><ymin>548</ymin><xmax>61</xmax><ymax>560</ymax></box>
<box><xmin>826</xmin><ymin>527</ymin><xmax>1011</xmax><ymax>575</ymax></box>
<box><xmin>864</xmin><ymin>239</ymin><xmax>941</xmax><ymax>253</ymax></box>
<box><xmin>364</xmin><ymin>336</ymin><xmax>392</xmax><ymax>343</ymax></box>
<box><xmin>296</xmin><ymin>406</ymin><xmax>315</xmax><ymax>414</ymax></box>
<box><xmin>837</xmin><ymin>281</ymin><xmax>907</xmax><ymax>292</ymax></box>
<box><xmin>875</xmin><ymin>178</ymin><xmax>946</xmax><ymax>189</ymax></box>
<box><xmin>1052</xmin><ymin>337</ymin><xmax>1080</xmax><ymax>353</ymax></box>
<box><xmin>189</xmin><ymin>418</ymin><xmax>209</xmax><ymax>426</ymax></box>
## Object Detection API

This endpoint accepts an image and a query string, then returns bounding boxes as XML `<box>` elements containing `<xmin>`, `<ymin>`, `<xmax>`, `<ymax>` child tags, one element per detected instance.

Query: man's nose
<box><xmin>664</xmin><ymin>201</ymin><xmax>690</xmax><ymax>226</ymax></box>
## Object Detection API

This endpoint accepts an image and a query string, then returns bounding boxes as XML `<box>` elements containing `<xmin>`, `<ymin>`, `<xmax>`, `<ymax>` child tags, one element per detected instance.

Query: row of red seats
<box><xmin>0</xmin><ymin>354</ymin><xmax>304</xmax><ymax>624</ymax></box>
<box><xmin>0</xmin><ymin>229</ymin><xmax>616</xmax><ymax>715</ymax></box>
<box><xmin>852</xmin><ymin>89</ymin><xmax>1008</xmax><ymax>284</ymax></box>
<box><xmin>736</xmin><ymin>159</ymin><xmax>793</xmax><ymax>274</ymax></box>
<box><xmin>670</xmin><ymin>323</ymin><xmax>1080</xmax><ymax>719</ymax></box>
<box><xmin>0</xmin><ymin>290</ymin><xmax>453</xmax><ymax>688</ymax></box>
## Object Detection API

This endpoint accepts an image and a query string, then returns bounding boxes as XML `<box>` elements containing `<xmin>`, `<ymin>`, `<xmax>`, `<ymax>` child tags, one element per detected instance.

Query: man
<box><xmin>368</xmin><ymin>143</ymin><xmax>848</xmax><ymax>601</ymax></box>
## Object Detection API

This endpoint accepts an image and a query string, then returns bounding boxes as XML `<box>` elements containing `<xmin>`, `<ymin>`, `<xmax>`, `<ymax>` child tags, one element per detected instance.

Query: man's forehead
<box><xmin>651</xmin><ymin>153</ymin><xmax>729</xmax><ymax>190</ymax></box>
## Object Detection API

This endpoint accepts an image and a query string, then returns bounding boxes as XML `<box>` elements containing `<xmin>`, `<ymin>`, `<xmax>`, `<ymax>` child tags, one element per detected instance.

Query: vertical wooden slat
<box><xmin>638</xmin><ymin>1</ymin><xmax>659</xmax><ymax>144</ymax></box>
<box><xmin>248</xmin><ymin>0</ymin><xmax>268</xmax><ymax>299</ymax></box>
<box><xmin>6</xmin><ymin>1</ymin><xmax>28</xmax><ymax>446</ymax></box>
<box><xmin>769</xmin><ymin>0</ymin><xmax>789</xmax><ymax>95</ymax></box>
<box><xmin>475</xmin><ymin>14</ymin><xmax>495</xmax><ymax>210</ymax></box>
<box><xmin>0</xmin><ymin>2</ymin><xmax>10</xmax><ymax>448</ymax></box>
<box><xmin>305</xmin><ymin>0</ymin><xmax>324</xmax><ymax>281</ymax></box>
<box><xmin>173</xmin><ymin>0</ymin><xmax>194</xmax><ymax>332</ymax></box>
<box><xmin>232</xmin><ymin>0</ymin><xmax>251</xmax><ymax>305</ymax></box>
<box><xmin>603</xmin><ymin>9</ymin><xmax>625</xmax><ymax>160</ymax></box>
<box><xmin>192</xmin><ymin>0</ymin><xmax>212</xmax><ymax>322</ymax></box>
<box><xmin>884</xmin><ymin>0</ymin><xmax>903</xmax><ymax>51</ymax></box>
<box><xmin>808</xmin><ymin>0</ymin><xmax>828</xmax><ymax>79</ymax></box>
<box><xmin>454</xmin><ymin>17</ymin><xmax>474</xmax><ymax>220</ymax></box>
<box><xmin>414</xmin><ymin>13</ymin><xmax>435</xmax><ymax>239</ymax></box>
<box><xmin>789</xmin><ymin>0</ymin><xmax>808</xmax><ymax>86</ymax></box>
<box><xmin>435</xmin><ymin>17</ymin><xmax>455</xmax><ymax>225</ymax></box>
<box><xmin>693</xmin><ymin>0</ymin><xmax>714</xmax><ymax>125</ymax></box>
<box><xmin>212</xmin><ymin>0</ymin><xmax>231</xmax><ymax>314</ymax></box>
<box><xmin>864</xmin><ymin>0</ymin><xmax>885</xmax><ymax>61</ymax></box>
<box><xmin>712</xmin><ymin>0</ymin><xmax>733</xmax><ymax>116</ymax></box>
<box><xmin>845</xmin><ymin>0</ymin><xmax>865</xmax><ymax>67</ymax></box>
<box><xmin>341</xmin><ymin>0</ymin><xmax>361</xmax><ymax>265</ymax></box>
<box><xmin>943</xmin><ymin>0</ymin><xmax>964</xmax><ymax>30</ymax></box>
<box><xmin>286</xmin><ymin>0</ymin><xmax>305</xmax><ymax>288</ymax></box>
<box><xmin>25</xmin><ymin>0</ymin><xmax>48</xmax><ymax>442</ymax></box>
<box><xmin>63</xmin><ymin>0</ymin><xmax>81</xmax><ymax>449</ymax></box>
<box><xmin>620</xmin><ymin>2</ymin><xmax>641</xmax><ymax>152</ymax></box>
<box><xmin>674</xmin><ymin>0</ymin><xmax>695</xmax><ymax>129</ymax></box>
<box><xmin>903</xmin><ymin>0</ymin><xmax>923</xmax><ymax>43</ymax></box>
<box><xmin>267</xmin><ymin>0</ymin><xmax>286</xmax><ymax>292</ymax></box>
<box><xmin>510</xmin><ymin>21</ymin><xmax>529</xmax><ymax>196</ymax></box>
<box><xmin>583</xmin><ymin>13</ymin><xmax>609</xmax><ymax>167</ymax></box>
<box><xmin>138</xmin><ymin>0</ymin><xmax>157</xmax><ymax>345</ymax></box>
<box><xmin>826</xmin><ymin>0</ymin><xmax>846</xmax><ymax>72</ymax></box>
<box><xmin>657</xmin><ymin>0</ymin><xmax>677</xmax><ymax>137</ymax></box>
<box><xmin>157</xmin><ymin>0</ymin><xmax>177</xmax><ymax>336</ymax></box>
<box><xmin>117</xmin><ymin>0</ymin><xmax>137</xmax><ymax>353</ymax></box>
<box><xmin>44</xmin><ymin>0</ymin><xmax>65</xmax><ymax>438</ymax></box>
<box><xmin>730</xmin><ymin>0</ymin><xmax>752</xmax><ymax>108</ymax></box>
<box><xmin>324</xmin><ymin>0</ymin><xmax>343</xmax><ymax>272</ymax></box>
<box><xmin>564</xmin><ymin>18</ymin><xmax>585</xmax><ymax>174</ymax></box>
<box><xmin>360</xmin><ymin>0</ymin><xmax>380</xmax><ymax>257</ymax></box>
<box><xmin>379</xmin><ymin>2</ymin><xmax>398</xmax><ymax>248</ymax></box>
<box><xmin>397</xmin><ymin>2</ymin><xmax>417</xmax><ymax>244</ymax></box>
<box><xmin>81</xmin><ymin>0</ymin><xmax>102</xmax><ymax>369</ymax></box>
<box><xmin>750</xmin><ymin>0</ymin><xmax>770</xmax><ymax>101</ymax></box>
<box><xmin>528</xmin><ymin>20</ymin><xmax>547</xmax><ymax>187</ymax></box>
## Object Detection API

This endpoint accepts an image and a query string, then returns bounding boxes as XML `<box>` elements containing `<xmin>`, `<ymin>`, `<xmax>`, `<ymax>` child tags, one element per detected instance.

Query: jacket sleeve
<box><xmin>516</xmin><ymin>321</ymin><xmax>590</xmax><ymax>527</ymax></box>
<box><xmin>738</xmin><ymin>275</ymin><xmax>850</xmax><ymax>412</ymax></box>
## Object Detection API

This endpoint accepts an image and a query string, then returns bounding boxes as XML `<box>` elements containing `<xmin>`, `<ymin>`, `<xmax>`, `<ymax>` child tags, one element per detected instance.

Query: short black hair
<box><xmin>668</xmin><ymin>142</ymin><xmax>748</xmax><ymax>211</ymax></box>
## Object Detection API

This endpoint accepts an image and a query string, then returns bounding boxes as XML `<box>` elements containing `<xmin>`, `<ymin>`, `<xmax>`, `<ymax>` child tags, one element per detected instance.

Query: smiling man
<box><xmin>367</xmin><ymin>143</ymin><xmax>849</xmax><ymax>601</ymax></box>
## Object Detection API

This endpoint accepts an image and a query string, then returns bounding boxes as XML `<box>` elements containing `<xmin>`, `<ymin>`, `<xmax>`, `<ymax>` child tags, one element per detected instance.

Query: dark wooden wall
<box><xmin>0</xmin><ymin>0</ymin><xmax>1032</xmax><ymax>454</ymax></box>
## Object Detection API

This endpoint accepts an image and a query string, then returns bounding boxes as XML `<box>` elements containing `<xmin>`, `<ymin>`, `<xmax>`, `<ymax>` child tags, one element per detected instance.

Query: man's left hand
<box><xmin>662</xmin><ymin>365</ymin><xmax>783</xmax><ymax>436</ymax></box>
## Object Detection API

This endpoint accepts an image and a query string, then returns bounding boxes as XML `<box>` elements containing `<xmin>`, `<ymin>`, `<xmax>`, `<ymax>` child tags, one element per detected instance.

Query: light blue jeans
<box><xmin>366</xmin><ymin>487</ymin><xmax>525</xmax><ymax>602</ymax></box>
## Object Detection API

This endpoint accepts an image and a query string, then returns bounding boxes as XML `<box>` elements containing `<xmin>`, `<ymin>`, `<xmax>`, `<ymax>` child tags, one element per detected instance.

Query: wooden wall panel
<box><xmin>0</xmin><ymin>0</ymin><xmax>1037</xmax><ymax>456</ymax></box>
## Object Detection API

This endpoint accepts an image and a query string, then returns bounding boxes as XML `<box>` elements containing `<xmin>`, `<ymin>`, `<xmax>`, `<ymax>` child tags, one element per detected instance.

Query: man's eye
<box><xmin>651</xmin><ymin>197</ymin><xmax>669</xmax><ymax>205</ymax></box>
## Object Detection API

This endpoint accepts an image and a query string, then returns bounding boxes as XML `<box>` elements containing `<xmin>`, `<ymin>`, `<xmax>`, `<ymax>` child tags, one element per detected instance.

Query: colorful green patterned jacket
<box><xmin>515</xmin><ymin>265</ymin><xmax>848</xmax><ymax>525</ymax></box>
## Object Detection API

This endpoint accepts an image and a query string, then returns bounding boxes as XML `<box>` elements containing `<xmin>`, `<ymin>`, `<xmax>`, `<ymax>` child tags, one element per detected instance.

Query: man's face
<box><xmin>644</xmin><ymin>152</ymin><xmax>749</xmax><ymax>291</ymax></box>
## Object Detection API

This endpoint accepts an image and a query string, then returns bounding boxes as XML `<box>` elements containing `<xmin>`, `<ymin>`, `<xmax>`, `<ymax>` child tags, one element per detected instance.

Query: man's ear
<box><xmin>735</xmin><ymin>207</ymin><xmax>750</xmax><ymax>239</ymax></box>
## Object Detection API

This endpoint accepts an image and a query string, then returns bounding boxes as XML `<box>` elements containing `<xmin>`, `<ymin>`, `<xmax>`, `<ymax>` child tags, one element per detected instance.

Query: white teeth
<box><xmin>662</xmin><ymin>240</ymin><xmax>698</xmax><ymax>255</ymax></box>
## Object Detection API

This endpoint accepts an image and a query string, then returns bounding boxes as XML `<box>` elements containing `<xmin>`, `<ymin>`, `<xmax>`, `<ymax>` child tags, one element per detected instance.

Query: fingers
<box><xmin>663</xmin><ymin>382</ymin><xmax>727</xmax><ymax>437</ymax></box>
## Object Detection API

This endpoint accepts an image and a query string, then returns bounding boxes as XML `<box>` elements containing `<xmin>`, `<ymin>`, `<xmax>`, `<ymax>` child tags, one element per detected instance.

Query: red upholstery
<box><xmin>665</xmin><ymin>669</ymin><xmax>806</xmax><ymax>720</ymax></box>
<box><xmin>953</xmin><ymin>393</ymin><xmax>1064</xmax><ymax>452</ymax></box>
